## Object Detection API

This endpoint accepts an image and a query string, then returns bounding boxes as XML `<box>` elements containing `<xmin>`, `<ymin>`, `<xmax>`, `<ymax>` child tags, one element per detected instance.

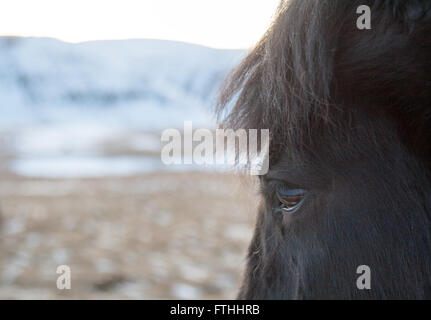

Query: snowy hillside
<box><xmin>0</xmin><ymin>37</ymin><xmax>244</xmax><ymax>129</ymax></box>
<box><xmin>0</xmin><ymin>37</ymin><xmax>244</xmax><ymax>177</ymax></box>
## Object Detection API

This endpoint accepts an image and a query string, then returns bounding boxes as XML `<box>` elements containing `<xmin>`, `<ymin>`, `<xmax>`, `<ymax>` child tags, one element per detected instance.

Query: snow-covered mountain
<box><xmin>0</xmin><ymin>37</ymin><xmax>244</xmax><ymax>129</ymax></box>
<box><xmin>0</xmin><ymin>37</ymin><xmax>245</xmax><ymax>177</ymax></box>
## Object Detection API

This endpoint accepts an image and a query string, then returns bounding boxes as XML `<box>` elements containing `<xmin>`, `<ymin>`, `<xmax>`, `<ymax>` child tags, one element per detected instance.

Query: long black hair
<box><xmin>217</xmin><ymin>0</ymin><xmax>431</xmax><ymax>299</ymax></box>
<box><xmin>218</xmin><ymin>0</ymin><xmax>431</xmax><ymax>165</ymax></box>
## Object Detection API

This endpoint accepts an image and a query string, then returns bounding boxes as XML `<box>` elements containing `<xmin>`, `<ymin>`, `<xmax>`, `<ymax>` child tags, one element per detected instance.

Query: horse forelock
<box><xmin>217</xmin><ymin>0</ymin><xmax>431</xmax><ymax>166</ymax></box>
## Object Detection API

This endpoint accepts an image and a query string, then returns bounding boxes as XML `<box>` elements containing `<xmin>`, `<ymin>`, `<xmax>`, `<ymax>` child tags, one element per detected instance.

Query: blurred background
<box><xmin>0</xmin><ymin>0</ymin><xmax>278</xmax><ymax>299</ymax></box>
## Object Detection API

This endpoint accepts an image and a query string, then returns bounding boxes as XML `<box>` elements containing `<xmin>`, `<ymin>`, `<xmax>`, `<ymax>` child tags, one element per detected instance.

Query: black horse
<box><xmin>218</xmin><ymin>0</ymin><xmax>431</xmax><ymax>299</ymax></box>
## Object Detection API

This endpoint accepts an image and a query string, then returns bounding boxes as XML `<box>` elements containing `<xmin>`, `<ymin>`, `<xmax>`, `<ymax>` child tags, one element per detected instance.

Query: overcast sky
<box><xmin>0</xmin><ymin>0</ymin><xmax>280</xmax><ymax>49</ymax></box>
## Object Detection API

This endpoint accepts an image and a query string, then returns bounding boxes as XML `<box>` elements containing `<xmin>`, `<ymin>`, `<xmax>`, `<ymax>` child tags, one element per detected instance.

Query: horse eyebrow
<box><xmin>264</xmin><ymin>166</ymin><xmax>305</xmax><ymax>187</ymax></box>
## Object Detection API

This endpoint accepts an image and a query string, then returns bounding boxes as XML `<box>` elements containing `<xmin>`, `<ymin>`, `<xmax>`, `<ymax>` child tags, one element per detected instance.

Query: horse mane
<box><xmin>217</xmin><ymin>0</ymin><xmax>431</xmax><ymax>165</ymax></box>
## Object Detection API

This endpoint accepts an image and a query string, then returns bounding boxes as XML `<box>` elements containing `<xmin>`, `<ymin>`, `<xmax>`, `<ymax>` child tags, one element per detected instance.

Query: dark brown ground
<box><xmin>0</xmin><ymin>171</ymin><xmax>259</xmax><ymax>299</ymax></box>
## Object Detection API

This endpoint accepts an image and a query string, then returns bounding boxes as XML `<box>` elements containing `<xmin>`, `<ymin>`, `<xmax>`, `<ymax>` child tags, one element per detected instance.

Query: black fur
<box><xmin>218</xmin><ymin>0</ymin><xmax>431</xmax><ymax>299</ymax></box>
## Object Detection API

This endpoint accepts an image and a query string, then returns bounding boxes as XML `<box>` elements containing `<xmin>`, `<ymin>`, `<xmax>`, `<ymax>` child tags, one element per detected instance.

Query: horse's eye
<box><xmin>276</xmin><ymin>189</ymin><xmax>307</xmax><ymax>214</ymax></box>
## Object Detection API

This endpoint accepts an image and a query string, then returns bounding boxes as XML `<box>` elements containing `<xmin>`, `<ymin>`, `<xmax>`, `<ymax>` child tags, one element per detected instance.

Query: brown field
<box><xmin>0</xmin><ymin>171</ymin><xmax>259</xmax><ymax>299</ymax></box>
